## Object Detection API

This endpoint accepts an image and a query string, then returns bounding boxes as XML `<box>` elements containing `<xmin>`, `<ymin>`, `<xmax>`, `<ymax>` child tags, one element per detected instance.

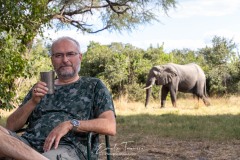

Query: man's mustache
<box><xmin>59</xmin><ymin>65</ymin><xmax>73</xmax><ymax>69</ymax></box>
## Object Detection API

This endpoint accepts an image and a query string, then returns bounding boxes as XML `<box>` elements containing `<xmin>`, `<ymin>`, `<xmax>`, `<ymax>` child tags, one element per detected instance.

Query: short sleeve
<box><xmin>19</xmin><ymin>87</ymin><xmax>33</xmax><ymax>108</ymax></box>
<box><xmin>93</xmin><ymin>80</ymin><xmax>115</xmax><ymax>118</ymax></box>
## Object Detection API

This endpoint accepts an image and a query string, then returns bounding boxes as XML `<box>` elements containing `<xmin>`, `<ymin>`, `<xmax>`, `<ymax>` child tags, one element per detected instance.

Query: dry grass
<box><xmin>0</xmin><ymin>109</ymin><xmax>16</xmax><ymax>118</ymax></box>
<box><xmin>1</xmin><ymin>96</ymin><xmax>240</xmax><ymax>159</ymax></box>
<box><xmin>112</xmin><ymin>95</ymin><xmax>240</xmax><ymax>145</ymax></box>
<box><xmin>114</xmin><ymin>95</ymin><xmax>240</xmax><ymax>116</ymax></box>
<box><xmin>108</xmin><ymin>96</ymin><xmax>240</xmax><ymax>160</ymax></box>
<box><xmin>1</xmin><ymin>96</ymin><xmax>239</xmax><ymax>124</ymax></box>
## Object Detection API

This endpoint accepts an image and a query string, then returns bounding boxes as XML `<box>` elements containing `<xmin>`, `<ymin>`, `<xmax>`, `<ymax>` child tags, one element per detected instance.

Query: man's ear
<box><xmin>79</xmin><ymin>53</ymin><xmax>83</xmax><ymax>61</ymax></box>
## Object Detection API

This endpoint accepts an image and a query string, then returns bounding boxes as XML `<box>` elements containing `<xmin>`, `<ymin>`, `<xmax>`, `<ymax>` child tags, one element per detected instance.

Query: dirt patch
<box><xmin>99</xmin><ymin>138</ymin><xmax>240</xmax><ymax>160</ymax></box>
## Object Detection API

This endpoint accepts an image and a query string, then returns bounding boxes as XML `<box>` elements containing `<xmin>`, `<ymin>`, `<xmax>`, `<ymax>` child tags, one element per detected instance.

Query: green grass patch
<box><xmin>117</xmin><ymin>113</ymin><xmax>240</xmax><ymax>141</ymax></box>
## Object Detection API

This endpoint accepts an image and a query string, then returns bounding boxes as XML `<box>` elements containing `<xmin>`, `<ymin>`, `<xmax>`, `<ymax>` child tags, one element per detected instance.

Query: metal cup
<box><xmin>40</xmin><ymin>71</ymin><xmax>55</xmax><ymax>94</ymax></box>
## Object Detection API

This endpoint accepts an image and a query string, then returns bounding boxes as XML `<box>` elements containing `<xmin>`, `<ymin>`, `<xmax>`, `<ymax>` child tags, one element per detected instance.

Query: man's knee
<box><xmin>42</xmin><ymin>146</ymin><xmax>80</xmax><ymax>160</ymax></box>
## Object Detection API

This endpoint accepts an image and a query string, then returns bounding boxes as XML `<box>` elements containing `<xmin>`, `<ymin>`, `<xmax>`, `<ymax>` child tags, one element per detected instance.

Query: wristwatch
<box><xmin>70</xmin><ymin>119</ymin><xmax>80</xmax><ymax>132</ymax></box>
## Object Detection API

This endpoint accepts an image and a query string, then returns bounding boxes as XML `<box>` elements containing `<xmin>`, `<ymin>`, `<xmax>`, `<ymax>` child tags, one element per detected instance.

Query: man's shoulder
<box><xmin>80</xmin><ymin>76</ymin><xmax>107</xmax><ymax>91</ymax></box>
<box><xmin>80</xmin><ymin>76</ymin><xmax>103</xmax><ymax>88</ymax></box>
<box><xmin>80</xmin><ymin>76</ymin><xmax>101</xmax><ymax>83</ymax></box>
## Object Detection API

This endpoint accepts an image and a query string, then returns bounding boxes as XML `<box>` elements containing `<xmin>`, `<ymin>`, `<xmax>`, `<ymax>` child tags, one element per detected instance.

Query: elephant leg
<box><xmin>196</xmin><ymin>81</ymin><xmax>210</xmax><ymax>106</ymax></box>
<box><xmin>202</xmin><ymin>96</ymin><xmax>210</xmax><ymax>106</ymax></box>
<box><xmin>161</xmin><ymin>86</ymin><xmax>169</xmax><ymax>108</ymax></box>
<box><xmin>169</xmin><ymin>88</ymin><xmax>177</xmax><ymax>107</ymax></box>
<box><xmin>197</xmin><ymin>91</ymin><xmax>210</xmax><ymax>106</ymax></box>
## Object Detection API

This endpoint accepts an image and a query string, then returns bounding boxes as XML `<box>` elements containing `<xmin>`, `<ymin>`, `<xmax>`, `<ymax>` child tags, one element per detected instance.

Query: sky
<box><xmin>45</xmin><ymin>0</ymin><xmax>240</xmax><ymax>53</ymax></box>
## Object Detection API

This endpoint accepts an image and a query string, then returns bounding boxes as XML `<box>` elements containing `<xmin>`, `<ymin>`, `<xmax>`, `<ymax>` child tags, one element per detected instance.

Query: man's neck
<box><xmin>55</xmin><ymin>75</ymin><xmax>80</xmax><ymax>85</ymax></box>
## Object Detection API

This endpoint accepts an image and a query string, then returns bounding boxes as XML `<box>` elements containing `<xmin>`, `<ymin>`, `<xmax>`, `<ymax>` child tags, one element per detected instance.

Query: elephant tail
<box><xmin>203</xmin><ymin>80</ymin><xmax>211</xmax><ymax>106</ymax></box>
<box><xmin>204</xmin><ymin>81</ymin><xmax>208</xmax><ymax>97</ymax></box>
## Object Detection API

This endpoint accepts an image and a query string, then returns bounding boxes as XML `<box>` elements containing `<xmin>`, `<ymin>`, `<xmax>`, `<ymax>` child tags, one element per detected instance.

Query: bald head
<box><xmin>50</xmin><ymin>37</ymin><xmax>81</xmax><ymax>55</ymax></box>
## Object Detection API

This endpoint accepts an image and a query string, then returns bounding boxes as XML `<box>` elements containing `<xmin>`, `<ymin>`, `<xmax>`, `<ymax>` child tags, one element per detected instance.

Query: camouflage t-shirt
<box><xmin>20</xmin><ymin>77</ymin><xmax>115</xmax><ymax>159</ymax></box>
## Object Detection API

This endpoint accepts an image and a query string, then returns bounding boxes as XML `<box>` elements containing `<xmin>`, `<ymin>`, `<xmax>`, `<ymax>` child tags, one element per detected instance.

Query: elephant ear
<box><xmin>163</xmin><ymin>66</ymin><xmax>177</xmax><ymax>76</ymax></box>
<box><xmin>161</xmin><ymin>66</ymin><xmax>178</xmax><ymax>84</ymax></box>
<box><xmin>152</xmin><ymin>66</ymin><xmax>163</xmax><ymax>76</ymax></box>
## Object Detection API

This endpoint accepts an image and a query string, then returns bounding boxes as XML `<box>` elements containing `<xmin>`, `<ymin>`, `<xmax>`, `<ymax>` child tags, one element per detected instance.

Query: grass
<box><xmin>114</xmin><ymin>96</ymin><xmax>240</xmax><ymax>142</ymax></box>
<box><xmin>116</xmin><ymin>114</ymin><xmax>240</xmax><ymax>141</ymax></box>
<box><xmin>1</xmin><ymin>96</ymin><xmax>239</xmax><ymax>159</ymax></box>
<box><xmin>1</xmin><ymin>96</ymin><xmax>240</xmax><ymax>142</ymax></box>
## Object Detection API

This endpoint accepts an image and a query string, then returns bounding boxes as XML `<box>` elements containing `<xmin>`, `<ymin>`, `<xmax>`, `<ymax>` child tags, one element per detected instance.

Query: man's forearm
<box><xmin>74</xmin><ymin>110</ymin><xmax>116</xmax><ymax>136</ymax></box>
<box><xmin>79</xmin><ymin>118</ymin><xmax>116</xmax><ymax>136</ymax></box>
<box><xmin>6</xmin><ymin>99</ymin><xmax>37</xmax><ymax>131</ymax></box>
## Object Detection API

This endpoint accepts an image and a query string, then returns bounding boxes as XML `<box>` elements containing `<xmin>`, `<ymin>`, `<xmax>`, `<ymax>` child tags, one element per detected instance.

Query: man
<box><xmin>0</xmin><ymin>36</ymin><xmax>116</xmax><ymax>159</ymax></box>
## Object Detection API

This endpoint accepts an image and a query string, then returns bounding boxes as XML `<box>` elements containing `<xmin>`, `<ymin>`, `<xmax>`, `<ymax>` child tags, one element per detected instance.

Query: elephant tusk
<box><xmin>143</xmin><ymin>85</ymin><xmax>152</xmax><ymax>89</ymax></box>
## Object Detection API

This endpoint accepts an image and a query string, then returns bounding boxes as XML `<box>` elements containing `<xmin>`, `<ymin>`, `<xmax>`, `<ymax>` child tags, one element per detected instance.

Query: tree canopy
<box><xmin>3</xmin><ymin>36</ymin><xmax>240</xmax><ymax>111</ymax></box>
<box><xmin>47</xmin><ymin>0</ymin><xmax>177</xmax><ymax>33</ymax></box>
<box><xmin>1</xmin><ymin>0</ymin><xmax>177</xmax><ymax>43</ymax></box>
<box><xmin>0</xmin><ymin>0</ymin><xmax>177</xmax><ymax>110</ymax></box>
<box><xmin>81</xmin><ymin>36</ymin><xmax>240</xmax><ymax>101</ymax></box>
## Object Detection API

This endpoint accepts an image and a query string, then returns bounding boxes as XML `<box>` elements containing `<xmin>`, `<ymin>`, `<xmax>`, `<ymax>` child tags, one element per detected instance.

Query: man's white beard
<box><xmin>58</xmin><ymin>64</ymin><xmax>81</xmax><ymax>79</ymax></box>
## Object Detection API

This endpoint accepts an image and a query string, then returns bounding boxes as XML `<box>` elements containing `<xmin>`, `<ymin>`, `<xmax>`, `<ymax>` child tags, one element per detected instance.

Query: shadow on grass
<box><xmin>116</xmin><ymin>113</ymin><xmax>240</xmax><ymax>142</ymax></box>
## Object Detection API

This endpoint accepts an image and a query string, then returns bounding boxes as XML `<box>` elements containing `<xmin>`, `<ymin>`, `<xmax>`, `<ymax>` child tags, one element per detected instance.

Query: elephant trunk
<box><xmin>145</xmin><ymin>87</ymin><xmax>152</xmax><ymax>107</ymax></box>
<box><xmin>144</xmin><ymin>78</ymin><xmax>156</xmax><ymax>108</ymax></box>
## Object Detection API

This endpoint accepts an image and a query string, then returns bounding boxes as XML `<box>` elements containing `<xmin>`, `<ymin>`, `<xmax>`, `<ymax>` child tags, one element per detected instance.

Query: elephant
<box><xmin>144</xmin><ymin>63</ymin><xmax>210</xmax><ymax>108</ymax></box>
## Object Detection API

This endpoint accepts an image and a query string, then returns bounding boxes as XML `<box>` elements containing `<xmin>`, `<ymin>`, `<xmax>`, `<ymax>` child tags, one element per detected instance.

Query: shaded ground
<box><xmin>99</xmin><ymin>138</ymin><xmax>240</xmax><ymax>160</ymax></box>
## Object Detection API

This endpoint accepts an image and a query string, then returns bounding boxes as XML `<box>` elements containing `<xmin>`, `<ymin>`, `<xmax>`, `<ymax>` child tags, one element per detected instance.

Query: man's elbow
<box><xmin>107</xmin><ymin>122</ymin><xmax>116</xmax><ymax>136</ymax></box>
<box><xmin>6</xmin><ymin>118</ymin><xmax>15</xmax><ymax>131</ymax></box>
<box><xmin>6</xmin><ymin>116</ymin><xmax>23</xmax><ymax>132</ymax></box>
<box><xmin>109</xmin><ymin>127</ymin><xmax>116</xmax><ymax>136</ymax></box>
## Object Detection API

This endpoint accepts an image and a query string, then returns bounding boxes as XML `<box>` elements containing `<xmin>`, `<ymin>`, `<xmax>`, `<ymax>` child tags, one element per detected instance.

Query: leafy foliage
<box><xmin>47</xmin><ymin>0</ymin><xmax>177</xmax><ymax>33</ymax></box>
<box><xmin>0</xmin><ymin>0</ymin><xmax>50</xmax><ymax>45</ymax></box>
<box><xmin>0</xmin><ymin>37</ymin><xmax>52</xmax><ymax>110</ymax></box>
<box><xmin>81</xmin><ymin>36</ymin><xmax>240</xmax><ymax>101</ymax></box>
<box><xmin>1</xmin><ymin>0</ymin><xmax>239</xmax><ymax>109</ymax></box>
<box><xmin>2</xmin><ymin>35</ymin><xmax>239</xmax><ymax>108</ymax></box>
<box><xmin>0</xmin><ymin>0</ymin><xmax>51</xmax><ymax>110</ymax></box>
<box><xmin>199</xmin><ymin>36</ymin><xmax>239</xmax><ymax>95</ymax></box>
<box><xmin>0</xmin><ymin>0</ymin><xmax>177</xmax><ymax>110</ymax></box>
<box><xmin>15</xmin><ymin>39</ymin><xmax>52</xmax><ymax>103</ymax></box>
<box><xmin>82</xmin><ymin>42</ymin><xmax>147</xmax><ymax>100</ymax></box>
<box><xmin>0</xmin><ymin>33</ymin><xmax>27</xmax><ymax>110</ymax></box>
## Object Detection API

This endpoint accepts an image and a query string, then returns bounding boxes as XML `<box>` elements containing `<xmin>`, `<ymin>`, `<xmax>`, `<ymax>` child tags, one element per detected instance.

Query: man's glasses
<box><xmin>52</xmin><ymin>52</ymin><xmax>79</xmax><ymax>59</ymax></box>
